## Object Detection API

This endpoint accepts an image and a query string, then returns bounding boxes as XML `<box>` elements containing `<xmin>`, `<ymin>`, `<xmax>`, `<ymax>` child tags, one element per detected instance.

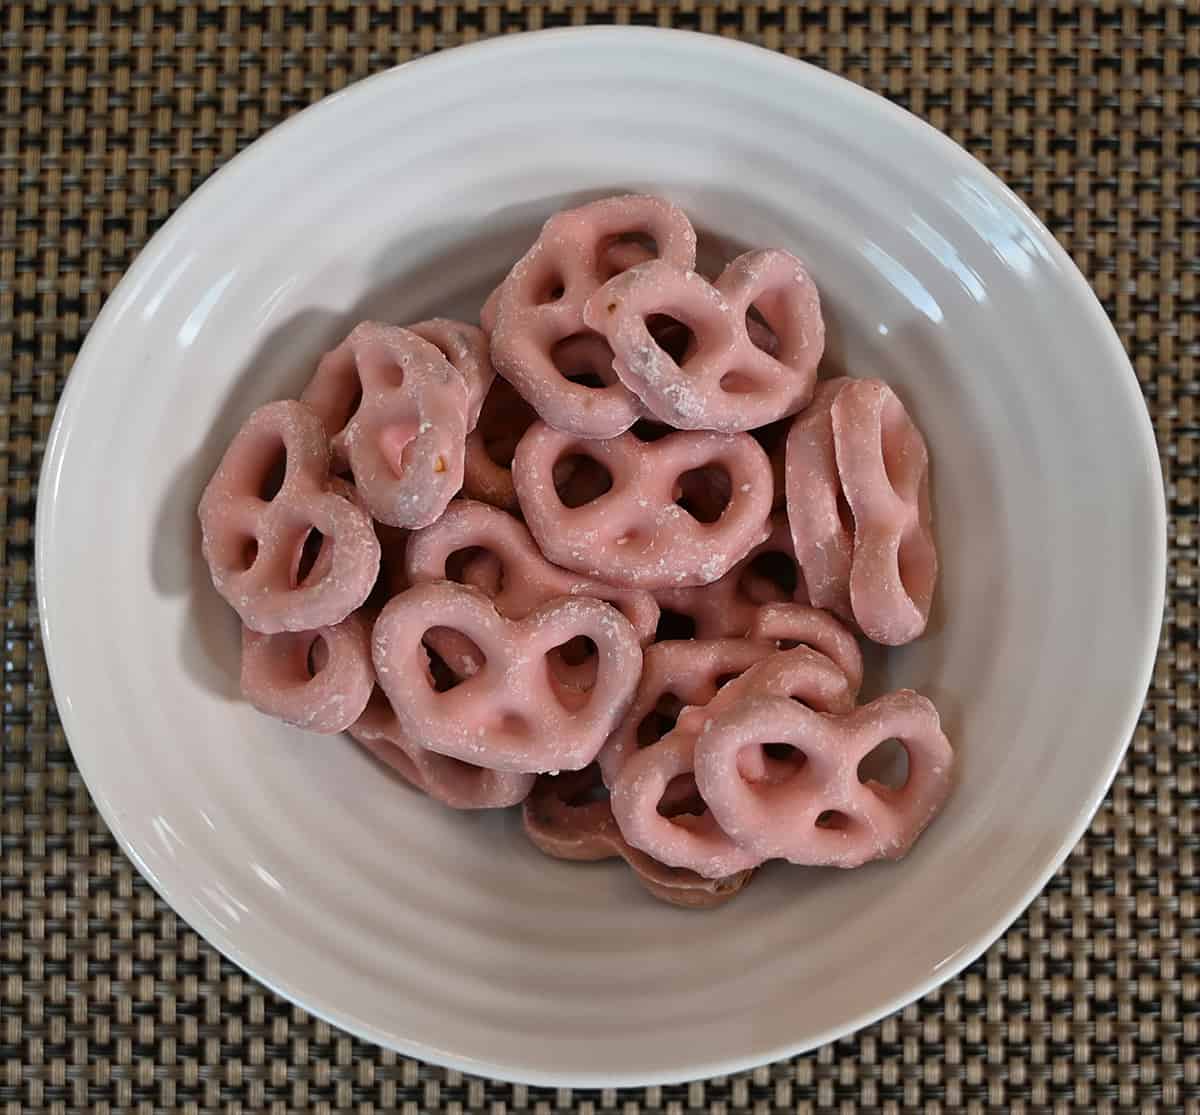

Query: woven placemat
<box><xmin>2</xmin><ymin>2</ymin><xmax>1196</xmax><ymax>1111</ymax></box>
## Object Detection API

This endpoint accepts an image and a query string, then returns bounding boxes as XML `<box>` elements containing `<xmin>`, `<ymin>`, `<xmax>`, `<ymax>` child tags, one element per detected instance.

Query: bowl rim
<box><xmin>36</xmin><ymin>25</ymin><xmax>1167</xmax><ymax>1087</ymax></box>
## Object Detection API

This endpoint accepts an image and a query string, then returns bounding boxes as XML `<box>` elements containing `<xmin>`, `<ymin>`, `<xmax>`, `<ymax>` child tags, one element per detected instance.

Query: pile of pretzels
<box><xmin>198</xmin><ymin>195</ymin><xmax>952</xmax><ymax>909</ymax></box>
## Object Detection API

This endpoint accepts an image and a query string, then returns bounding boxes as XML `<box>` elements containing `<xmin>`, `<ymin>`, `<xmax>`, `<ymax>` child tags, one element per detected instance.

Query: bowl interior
<box><xmin>38</xmin><ymin>30</ymin><xmax>1163</xmax><ymax>1086</ymax></box>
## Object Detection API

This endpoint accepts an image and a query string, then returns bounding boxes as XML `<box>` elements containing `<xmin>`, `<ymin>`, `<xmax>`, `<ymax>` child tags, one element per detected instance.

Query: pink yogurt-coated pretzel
<box><xmin>749</xmin><ymin>601</ymin><xmax>864</xmax><ymax>699</ymax></box>
<box><xmin>198</xmin><ymin>400</ymin><xmax>380</xmax><ymax>634</ymax></box>
<box><xmin>523</xmin><ymin>766</ymin><xmax>755</xmax><ymax>909</ymax></box>
<box><xmin>654</xmin><ymin>512</ymin><xmax>800</xmax><ymax>639</ymax></box>
<box><xmin>488</xmin><ymin>195</ymin><xmax>698</xmax><ymax>440</ymax></box>
<box><xmin>596</xmin><ymin>637</ymin><xmax>777</xmax><ymax>789</ymax></box>
<box><xmin>240</xmin><ymin>611</ymin><xmax>374</xmax><ymax>733</ymax></box>
<box><xmin>693</xmin><ymin>690</ymin><xmax>953</xmax><ymax>868</ymax></box>
<box><xmin>583</xmin><ymin>249</ymin><xmax>824</xmax><ymax>432</ymax></box>
<box><xmin>350</xmin><ymin>687</ymin><xmax>534</xmax><ymax>809</ymax></box>
<box><xmin>372</xmin><ymin>581</ymin><xmax>642</xmax><ymax>773</ymax></box>
<box><xmin>462</xmin><ymin>377</ymin><xmax>538</xmax><ymax>512</ymax></box>
<box><xmin>513</xmin><ymin>421</ymin><xmax>773</xmax><ymax>590</ymax></box>
<box><xmin>406</xmin><ymin>498</ymin><xmax>658</xmax><ymax>691</ymax></box>
<box><xmin>785</xmin><ymin>377</ymin><xmax>855</xmax><ymax>620</ymax></box>
<box><xmin>406</xmin><ymin>317</ymin><xmax>495</xmax><ymax>430</ymax></box>
<box><xmin>611</xmin><ymin>646</ymin><xmax>854</xmax><ymax>878</ymax></box>
<box><xmin>832</xmin><ymin>378</ymin><xmax>937</xmax><ymax>646</ymax></box>
<box><xmin>406</xmin><ymin>499</ymin><xmax>659</xmax><ymax>644</ymax></box>
<box><xmin>299</xmin><ymin>321</ymin><xmax>470</xmax><ymax>529</ymax></box>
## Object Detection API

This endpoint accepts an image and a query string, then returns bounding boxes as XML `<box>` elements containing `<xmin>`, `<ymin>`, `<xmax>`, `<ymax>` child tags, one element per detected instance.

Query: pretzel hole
<box><xmin>719</xmin><ymin>371</ymin><xmax>762</xmax><ymax>395</ymax></box>
<box><xmin>379</xmin><ymin>421</ymin><xmax>421</xmax><ymax>479</ymax></box>
<box><xmin>239</xmin><ymin>537</ymin><xmax>259</xmax><ymax>571</ymax></box>
<box><xmin>743</xmin><ymin>742</ymin><xmax>806</xmax><ymax>785</ymax></box>
<box><xmin>740</xmin><ymin>550</ymin><xmax>799</xmax><ymax>603</ymax></box>
<box><xmin>551</xmin><ymin>333</ymin><xmax>618</xmax><ymax>390</ymax></box>
<box><xmin>552</xmin><ymin>453</ymin><xmax>613</xmax><ymax>508</ymax></box>
<box><xmin>421</xmin><ymin>631</ymin><xmax>482</xmax><ymax>692</ymax></box>
<box><xmin>645</xmin><ymin>313</ymin><xmax>695</xmax><ymax>364</ymax></box>
<box><xmin>637</xmin><ymin>692</ymin><xmax>684</xmax><ymax>748</ymax></box>
<box><xmin>559</xmin><ymin>635</ymin><xmax>596</xmax><ymax>667</ymax></box>
<box><xmin>629</xmin><ymin>418</ymin><xmax>673</xmax><ymax>442</ymax></box>
<box><xmin>445</xmin><ymin>546</ymin><xmax>505</xmax><ymax>596</ymax></box>
<box><xmin>658</xmin><ymin>774</ymin><xmax>707</xmax><ymax>818</ymax></box>
<box><xmin>498</xmin><ymin>711</ymin><xmax>533</xmax><ymax>737</ymax></box>
<box><xmin>673</xmin><ymin>465</ymin><xmax>732</xmax><ymax>523</ymax></box>
<box><xmin>546</xmin><ymin>636</ymin><xmax>599</xmax><ymax>697</ymax></box>
<box><xmin>815</xmin><ymin>809</ymin><xmax>851</xmax><ymax>830</ymax></box>
<box><xmin>258</xmin><ymin>443</ymin><xmax>288</xmax><ymax>502</ymax></box>
<box><xmin>858</xmin><ymin>738</ymin><xmax>910</xmax><ymax>791</ymax></box>
<box><xmin>534</xmin><ymin>274</ymin><xmax>566</xmax><ymax>305</ymax></box>
<box><xmin>655</xmin><ymin>609</ymin><xmax>696</xmax><ymax>642</ymax></box>
<box><xmin>896</xmin><ymin>529</ymin><xmax>934</xmax><ymax>605</ymax></box>
<box><xmin>293</xmin><ymin>528</ymin><xmax>326</xmax><ymax>588</ymax></box>
<box><xmin>306</xmin><ymin>635</ymin><xmax>330</xmax><ymax>677</ymax></box>
<box><xmin>745</xmin><ymin>305</ymin><xmax>780</xmax><ymax>355</ymax></box>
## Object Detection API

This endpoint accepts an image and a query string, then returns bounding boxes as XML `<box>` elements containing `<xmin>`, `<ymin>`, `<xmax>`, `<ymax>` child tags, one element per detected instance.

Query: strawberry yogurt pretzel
<box><xmin>372</xmin><ymin>582</ymin><xmax>642</xmax><ymax>773</ymax></box>
<box><xmin>300</xmin><ymin>321</ymin><xmax>470</xmax><ymax>529</ymax></box>
<box><xmin>407</xmin><ymin>499</ymin><xmax>658</xmax><ymax>690</ymax></box>
<box><xmin>832</xmin><ymin>378</ymin><xmax>937</xmax><ymax>646</ymax></box>
<box><xmin>523</xmin><ymin>766</ymin><xmax>755</xmax><ymax>909</ymax></box>
<box><xmin>749</xmin><ymin>601</ymin><xmax>864</xmax><ymax>699</ymax></box>
<box><xmin>350</xmin><ymin>687</ymin><xmax>534</xmax><ymax>809</ymax></box>
<box><xmin>583</xmin><ymin>249</ymin><xmax>824</xmax><ymax>432</ymax></box>
<box><xmin>240</xmin><ymin>611</ymin><xmax>374</xmax><ymax>734</ymax></box>
<box><xmin>693</xmin><ymin>690</ymin><xmax>953</xmax><ymax>868</ymax></box>
<box><xmin>596</xmin><ymin>638</ymin><xmax>776</xmax><ymax>789</ymax></box>
<box><xmin>406</xmin><ymin>317</ymin><xmax>495</xmax><ymax>429</ymax></box>
<box><xmin>654</xmin><ymin>512</ymin><xmax>801</xmax><ymax>639</ymax></box>
<box><xmin>785</xmin><ymin>377</ymin><xmax>855</xmax><ymax>620</ymax></box>
<box><xmin>406</xmin><ymin>500</ymin><xmax>659</xmax><ymax>643</ymax></box>
<box><xmin>513</xmin><ymin>421</ymin><xmax>773</xmax><ymax>589</ymax></box>
<box><xmin>610</xmin><ymin>645</ymin><xmax>852</xmax><ymax>878</ymax></box>
<box><xmin>461</xmin><ymin>377</ymin><xmax>538</xmax><ymax>512</ymax></box>
<box><xmin>198</xmin><ymin>400</ymin><xmax>380</xmax><ymax>633</ymax></box>
<box><xmin>488</xmin><ymin>195</ymin><xmax>698</xmax><ymax>439</ymax></box>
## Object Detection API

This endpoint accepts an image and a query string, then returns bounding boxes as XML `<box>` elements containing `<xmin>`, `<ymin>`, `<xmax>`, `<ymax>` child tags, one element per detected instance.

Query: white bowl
<box><xmin>37</xmin><ymin>28</ymin><xmax>1164</xmax><ymax>1087</ymax></box>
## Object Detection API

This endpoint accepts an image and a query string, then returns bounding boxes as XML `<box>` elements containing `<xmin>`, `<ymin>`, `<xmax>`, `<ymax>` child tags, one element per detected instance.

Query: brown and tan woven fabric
<box><xmin>2</xmin><ymin>2</ymin><xmax>1195</xmax><ymax>1111</ymax></box>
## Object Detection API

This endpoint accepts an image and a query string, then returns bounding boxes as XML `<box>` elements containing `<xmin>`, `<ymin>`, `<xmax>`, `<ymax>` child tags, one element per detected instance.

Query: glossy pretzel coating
<box><xmin>523</xmin><ymin>766</ymin><xmax>754</xmax><ymax>909</ymax></box>
<box><xmin>832</xmin><ymin>378</ymin><xmax>937</xmax><ymax>646</ymax></box>
<box><xmin>372</xmin><ymin>582</ymin><xmax>642</xmax><ymax>773</ymax></box>
<box><xmin>240</xmin><ymin>612</ymin><xmax>374</xmax><ymax>734</ymax></box>
<box><xmin>693</xmin><ymin>690</ymin><xmax>953</xmax><ymax>868</ymax></box>
<box><xmin>198</xmin><ymin>400</ymin><xmax>380</xmax><ymax>633</ymax></box>
<box><xmin>596</xmin><ymin>638</ymin><xmax>775</xmax><ymax>788</ymax></box>
<box><xmin>488</xmin><ymin>195</ymin><xmax>698</xmax><ymax>439</ymax></box>
<box><xmin>350</xmin><ymin>687</ymin><xmax>534</xmax><ymax>809</ymax></box>
<box><xmin>610</xmin><ymin>645</ymin><xmax>852</xmax><ymax>879</ymax></box>
<box><xmin>654</xmin><ymin>512</ymin><xmax>801</xmax><ymax>639</ymax></box>
<box><xmin>406</xmin><ymin>317</ymin><xmax>495</xmax><ymax>430</ymax></box>
<box><xmin>300</xmin><ymin>321</ymin><xmax>470</xmax><ymax>528</ymax></box>
<box><xmin>583</xmin><ymin>249</ymin><xmax>824</xmax><ymax>432</ymax></box>
<box><xmin>461</xmin><ymin>377</ymin><xmax>539</xmax><ymax>512</ymax></box>
<box><xmin>513</xmin><ymin>421</ymin><xmax>773</xmax><ymax>589</ymax></box>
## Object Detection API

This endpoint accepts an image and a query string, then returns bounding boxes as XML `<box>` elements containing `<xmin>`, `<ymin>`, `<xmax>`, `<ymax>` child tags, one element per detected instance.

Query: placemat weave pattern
<box><xmin>2</xmin><ymin>2</ymin><xmax>1196</xmax><ymax>1111</ymax></box>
